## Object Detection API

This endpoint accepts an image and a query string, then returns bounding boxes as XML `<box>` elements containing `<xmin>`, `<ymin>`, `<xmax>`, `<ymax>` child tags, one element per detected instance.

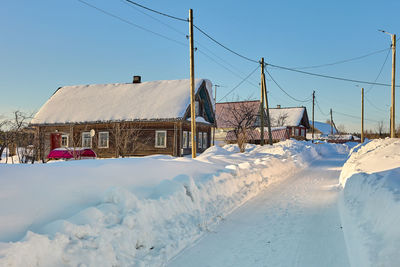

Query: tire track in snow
<box><xmin>168</xmin><ymin>155</ymin><xmax>351</xmax><ymax>267</ymax></box>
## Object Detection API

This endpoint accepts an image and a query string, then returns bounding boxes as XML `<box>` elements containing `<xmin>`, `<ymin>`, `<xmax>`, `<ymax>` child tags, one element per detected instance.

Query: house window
<box><xmin>195</xmin><ymin>101</ymin><xmax>200</xmax><ymax>116</ymax></box>
<box><xmin>82</xmin><ymin>132</ymin><xmax>92</xmax><ymax>148</ymax></box>
<box><xmin>61</xmin><ymin>134</ymin><xmax>69</xmax><ymax>147</ymax></box>
<box><xmin>199</xmin><ymin>132</ymin><xmax>203</xmax><ymax>148</ymax></box>
<box><xmin>189</xmin><ymin>132</ymin><xmax>192</xmax><ymax>148</ymax></box>
<box><xmin>301</xmin><ymin>128</ymin><xmax>305</xmax><ymax>137</ymax></box>
<box><xmin>295</xmin><ymin>128</ymin><xmax>300</xmax><ymax>136</ymax></box>
<box><xmin>203</xmin><ymin>132</ymin><xmax>208</xmax><ymax>148</ymax></box>
<box><xmin>183</xmin><ymin>131</ymin><xmax>188</xmax><ymax>148</ymax></box>
<box><xmin>98</xmin><ymin>131</ymin><xmax>109</xmax><ymax>148</ymax></box>
<box><xmin>155</xmin><ymin>130</ymin><xmax>167</xmax><ymax>148</ymax></box>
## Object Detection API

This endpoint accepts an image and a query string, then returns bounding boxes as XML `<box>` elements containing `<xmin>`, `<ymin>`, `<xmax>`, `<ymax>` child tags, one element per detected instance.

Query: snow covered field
<box><xmin>0</xmin><ymin>140</ymin><xmax>329</xmax><ymax>266</ymax></box>
<box><xmin>1</xmin><ymin>139</ymin><xmax>398</xmax><ymax>266</ymax></box>
<box><xmin>339</xmin><ymin>138</ymin><xmax>400</xmax><ymax>267</ymax></box>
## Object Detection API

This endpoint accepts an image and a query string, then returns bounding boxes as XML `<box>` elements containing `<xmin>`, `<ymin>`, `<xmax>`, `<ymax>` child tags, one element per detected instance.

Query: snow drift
<box><xmin>338</xmin><ymin>138</ymin><xmax>400</xmax><ymax>267</ymax></box>
<box><xmin>0</xmin><ymin>140</ymin><xmax>345</xmax><ymax>266</ymax></box>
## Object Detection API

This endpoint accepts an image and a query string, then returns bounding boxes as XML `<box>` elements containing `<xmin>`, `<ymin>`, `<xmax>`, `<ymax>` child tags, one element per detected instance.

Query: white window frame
<box><xmin>198</xmin><ymin>132</ymin><xmax>203</xmax><ymax>149</ymax></box>
<box><xmin>189</xmin><ymin>132</ymin><xmax>192</xmax><ymax>148</ymax></box>
<box><xmin>60</xmin><ymin>134</ymin><xmax>69</xmax><ymax>147</ymax></box>
<box><xmin>98</xmin><ymin>131</ymin><xmax>109</xmax><ymax>148</ymax></box>
<box><xmin>82</xmin><ymin>132</ymin><xmax>92</xmax><ymax>148</ymax></box>
<box><xmin>183</xmin><ymin>131</ymin><xmax>188</xmax><ymax>149</ymax></box>
<box><xmin>203</xmin><ymin>132</ymin><xmax>208</xmax><ymax>149</ymax></box>
<box><xmin>155</xmin><ymin>130</ymin><xmax>167</xmax><ymax>148</ymax></box>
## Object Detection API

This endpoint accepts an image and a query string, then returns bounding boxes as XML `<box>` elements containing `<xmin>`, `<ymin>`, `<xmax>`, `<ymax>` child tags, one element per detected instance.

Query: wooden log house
<box><xmin>31</xmin><ymin>77</ymin><xmax>215</xmax><ymax>160</ymax></box>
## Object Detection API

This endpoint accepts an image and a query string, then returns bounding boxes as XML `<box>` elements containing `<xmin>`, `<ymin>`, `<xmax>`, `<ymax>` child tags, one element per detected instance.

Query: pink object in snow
<box><xmin>47</xmin><ymin>148</ymin><xmax>96</xmax><ymax>160</ymax></box>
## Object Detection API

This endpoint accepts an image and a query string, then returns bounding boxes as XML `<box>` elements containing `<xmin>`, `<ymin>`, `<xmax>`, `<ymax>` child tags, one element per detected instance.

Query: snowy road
<box><xmin>168</xmin><ymin>155</ymin><xmax>350</xmax><ymax>267</ymax></box>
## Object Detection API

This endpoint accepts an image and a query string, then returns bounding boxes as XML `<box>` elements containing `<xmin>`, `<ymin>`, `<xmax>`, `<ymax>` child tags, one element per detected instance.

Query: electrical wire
<box><xmin>78</xmin><ymin>0</ymin><xmax>187</xmax><ymax>47</ymax></box>
<box><xmin>121</xmin><ymin>0</ymin><xmax>187</xmax><ymax>36</ymax></box>
<box><xmin>365</xmin><ymin>96</ymin><xmax>388</xmax><ymax>113</ymax></box>
<box><xmin>218</xmin><ymin>65</ymin><xmax>260</xmax><ymax>102</ymax></box>
<box><xmin>365</xmin><ymin>48</ymin><xmax>391</xmax><ymax>93</ymax></box>
<box><xmin>124</xmin><ymin>0</ymin><xmax>187</xmax><ymax>22</ymax></box>
<box><xmin>315</xmin><ymin>99</ymin><xmax>328</xmax><ymax>116</ymax></box>
<box><xmin>333</xmin><ymin>111</ymin><xmax>379</xmax><ymax>123</ymax></box>
<box><xmin>267</xmin><ymin>62</ymin><xmax>400</xmax><ymax>87</ymax></box>
<box><xmin>291</xmin><ymin>47</ymin><xmax>390</xmax><ymax>70</ymax></box>
<box><xmin>265</xmin><ymin>70</ymin><xmax>312</xmax><ymax>103</ymax></box>
<box><xmin>193</xmin><ymin>25</ymin><xmax>259</xmax><ymax>64</ymax></box>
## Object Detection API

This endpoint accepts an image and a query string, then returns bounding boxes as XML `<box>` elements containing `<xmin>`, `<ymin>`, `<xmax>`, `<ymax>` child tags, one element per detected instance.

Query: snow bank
<box><xmin>338</xmin><ymin>138</ymin><xmax>400</xmax><ymax>267</ymax></box>
<box><xmin>0</xmin><ymin>140</ymin><xmax>338</xmax><ymax>266</ymax></box>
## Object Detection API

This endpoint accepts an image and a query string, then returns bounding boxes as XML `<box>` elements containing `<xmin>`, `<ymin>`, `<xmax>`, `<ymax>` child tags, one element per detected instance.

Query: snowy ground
<box><xmin>169</xmin><ymin>151</ymin><xmax>350</xmax><ymax>267</ymax></box>
<box><xmin>1</xmin><ymin>139</ymin><xmax>398</xmax><ymax>266</ymax></box>
<box><xmin>0</xmin><ymin>140</ymin><xmax>329</xmax><ymax>266</ymax></box>
<box><xmin>338</xmin><ymin>138</ymin><xmax>400</xmax><ymax>267</ymax></box>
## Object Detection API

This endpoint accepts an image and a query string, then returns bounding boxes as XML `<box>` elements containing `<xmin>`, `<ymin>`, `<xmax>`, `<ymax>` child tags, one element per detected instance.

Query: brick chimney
<box><xmin>132</xmin><ymin>75</ymin><xmax>141</xmax><ymax>83</ymax></box>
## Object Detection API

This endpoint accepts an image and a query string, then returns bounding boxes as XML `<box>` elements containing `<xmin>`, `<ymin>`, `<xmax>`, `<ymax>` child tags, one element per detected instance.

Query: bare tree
<box><xmin>273</xmin><ymin>112</ymin><xmax>288</xmax><ymax>127</ymax></box>
<box><xmin>377</xmin><ymin>120</ymin><xmax>385</xmax><ymax>137</ymax></box>
<box><xmin>112</xmin><ymin>122</ymin><xmax>152</xmax><ymax>157</ymax></box>
<box><xmin>221</xmin><ymin>101</ymin><xmax>259</xmax><ymax>153</ymax></box>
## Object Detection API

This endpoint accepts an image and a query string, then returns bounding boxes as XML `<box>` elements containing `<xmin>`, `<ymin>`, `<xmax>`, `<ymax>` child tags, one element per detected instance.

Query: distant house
<box><xmin>215</xmin><ymin>101</ymin><xmax>294</xmax><ymax>144</ymax></box>
<box><xmin>215</xmin><ymin>101</ymin><xmax>263</xmax><ymax>144</ymax></box>
<box><xmin>267</xmin><ymin>106</ymin><xmax>310</xmax><ymax>139</ymax></box>
<box><xmin>31</xmin><ymin>77</ymin><xmax>215</xmax><ymax>160</ymax></box>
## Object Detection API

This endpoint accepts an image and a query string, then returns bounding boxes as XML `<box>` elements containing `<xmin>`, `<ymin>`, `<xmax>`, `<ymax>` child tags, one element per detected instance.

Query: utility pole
<box><xmin>312</xmin><ymin>90</ymin><xmax>315</xmax><ymax>143</ymax></box>
<box><xmin>260</xmin><ymin>58</ymin><xmax>273</xmax><ymax>145</ymax></box>
<box><xmin>330</xmin><ymin>108</ymin><xmax>333</xmax><ymax>135</ymax></box>
<box><xmin>189</xmin><ymin>9</ymin><xmax>196</xmax><ymax>158</ymax></box>
<box><xmin>391</xmin><ymin>34</ymin><xmax>396</xmax><ymax>138</ymax></box>
<box><xmin>212</xmin><ymin>84</ymin><xmax>220</xmax><ymax>146</ymax></box>
<box><xmin>260</xmin><ymin>58</ymin><xmax>265</xmax><ymax>146</ymax></box>
<box><xmin>361</xmin><ymin>88</ymin><xmax>364</xmax><ymax>143</ymax></box>
<box><xmin>379</xmin><ymin>30</ymin><xmax>396</xmax><ymax>138</ymax></box>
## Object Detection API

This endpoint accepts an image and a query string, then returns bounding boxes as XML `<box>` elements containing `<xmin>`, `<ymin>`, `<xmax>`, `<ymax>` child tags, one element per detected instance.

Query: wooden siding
<box><xmin>35</xmin><ymin>121</ymin><xmax>212</xmax><ymax>160</ymax></box>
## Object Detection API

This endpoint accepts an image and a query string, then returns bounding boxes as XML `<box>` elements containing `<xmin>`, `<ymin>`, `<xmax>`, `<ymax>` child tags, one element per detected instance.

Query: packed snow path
<box><xmin>168</xmin><ymin>155</ymin><xmax>350</xmax><ymax>267</ymax></box>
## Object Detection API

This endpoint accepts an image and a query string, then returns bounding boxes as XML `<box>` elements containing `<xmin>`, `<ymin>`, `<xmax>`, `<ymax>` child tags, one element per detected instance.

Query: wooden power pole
<box><xmin>260</xmin><ymin>58</ymin><xmax>265</xmax><ymax>146</ymax></box>
<box><xmin>212</xmin><ymin>84</ymin><xmax>219</xmax><ymax>146</ymax></box>
<box><xmin>330</xmin><ymin>108</ymin><xmax>333</xmax><ymax>135</ymax></box>
<box><xmin>312</xmin><ymin>90</ymin><xmax>315</xmax><ymax>143</ymax></box>
<box><xmin>391</xmin><ymin>34</ymin><xmax>396</xmax><ymax>138</ymax></box>
<box><xmin>189</xmin><ymin>9</ymin><xmax>196</xmax><ymax>158</ymax></box>
<box><xmin>261</xmin><ymin>58</ymin><xmax>273</xmax><ymax>145</ymax></box>
<box><xmin>361</xmin><ymin>87</ymin><xmax>364</xmax><ymax>143</ymax></box>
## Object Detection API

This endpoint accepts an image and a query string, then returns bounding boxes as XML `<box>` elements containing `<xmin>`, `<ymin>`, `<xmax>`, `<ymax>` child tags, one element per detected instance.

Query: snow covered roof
<box><xmin>268</xmin><ymin>107</ymin><xmax>309</xmax><ymax>128</ymax></box>
<box><xmin>310</xmin><ymin>121</ymin><xmax>337</xmax><ymax>135</ymax></box>
<box><xmin>31</xmin><ymin>79</ymin><xmax>213</xmax><ymax>125</ymax></box>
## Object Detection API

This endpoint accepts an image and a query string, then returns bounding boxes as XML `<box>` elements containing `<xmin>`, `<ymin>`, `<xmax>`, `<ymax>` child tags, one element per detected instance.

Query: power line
<box><xmin>121</xmin><ymin>0</ymin><xmax>186</xmax><ymax>36</ymax></box>
<box><xmin>78</xmin><ymin>0</ymin><xmax>187</xmax><ymax>47</ymax></box>
<box><xmin>265</xmin><ymin>70</ymin><xmax>312</xmax><ymax>103</ymax></box>
<box><xmin>333</xmin><ymin>110</ymin><xmax>379</xmax><ymax>123</ymax></box>
<box><xmin>365</xmin><ymin>48</ymin><xmax>391</xmax><ymax>93</ymax></box>
<box><xmin>365</xmin><ymin>96</ymin><xmax>388</xmax><ymax>113</ymax></box>
<box><xmin>291</xmin><ymin>47</ymin><xmax>390</xmax><ymax>70</ymax></box>
<box><xmin>123</xmin><ymin>0</ymin><xmax>260</xmax><ymax>64</ymax></box>
<box><xmin>124</xmin><ymin>0</ymin><xmax>187</xmax><ymax>22</ymax></box>
<box><xmin>315</xmin><ymin>99</ymin><xmax>328</xmax><ymax>116</ymax></box>
<box><xmin>218</xmin><ymin>65</ymin><xmax>260</xmax><ymax>102</ymax></box>
<box><xmin>193</xmin><ymin>25</ymin><xmax>259</xmax><ymax>64</ymax></box>
<box><xmin>267</xmin><ymin>62</ymin><xmax>400</xmax><ymax>87</ymax></box>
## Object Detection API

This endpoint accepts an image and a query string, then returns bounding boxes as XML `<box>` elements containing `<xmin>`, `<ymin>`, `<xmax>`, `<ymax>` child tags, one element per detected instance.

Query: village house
<box><xmin>268</xmin><ymin>105</ymin><xmax>310</xmax><ymax>139</ymax></box>
<box><xmin>30</xmin><ymin>77</ymin><xmax>215</xmax><ymax>160</ymax></box>
<box><xmin>215</xmin><ymin>101</ymin><xmax>310</xmax><ymax>144</ymax></box>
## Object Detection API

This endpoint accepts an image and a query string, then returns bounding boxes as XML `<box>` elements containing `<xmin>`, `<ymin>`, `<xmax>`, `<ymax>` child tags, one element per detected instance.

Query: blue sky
<box><xmin>1</xmin><ymin>0</ymin><xmax>400</xmax><ymax>132</ymax></box>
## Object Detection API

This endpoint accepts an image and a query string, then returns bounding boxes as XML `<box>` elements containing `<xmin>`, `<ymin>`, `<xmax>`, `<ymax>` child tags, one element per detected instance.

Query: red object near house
<box><xmin>47</xmin><ymin>148</ymin><xmax>97</xmax><ymax>160</ymax></box>
<box><xmin>50</xmin><ymin>133</ymin><xmax>62</xmax><ymax>151</ymax></box>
